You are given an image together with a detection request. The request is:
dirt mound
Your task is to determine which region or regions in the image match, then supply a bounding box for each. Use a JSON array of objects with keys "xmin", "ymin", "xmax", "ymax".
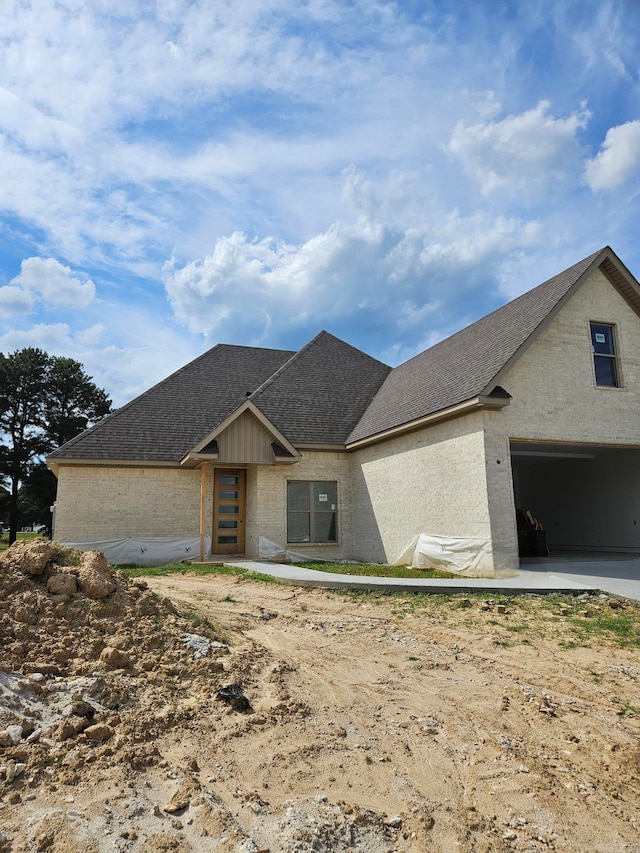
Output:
[
  {"xmin": 0, "ymin": 542, "xmax": 237, "ymax": 852},
  {"xmin": 0, "ymin": 540, "xmax": 181, "ymax": 678}
]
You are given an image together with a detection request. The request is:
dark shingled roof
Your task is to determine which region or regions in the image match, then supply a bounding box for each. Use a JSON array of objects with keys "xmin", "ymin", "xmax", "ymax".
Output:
[
  {"xmin": 50, "ymin": 246, "xmax": 637, "ymax": 463},
  {"xmin": 347, "ymin": 247, "xmax": 608, "ymax": 444},
  {"xmin": 249, "ymin": 331, "xmax": 391, "ymax": 444},
  {"xmin": 49, "ymin": 344, "xmax": 294, "ymax": 462}
]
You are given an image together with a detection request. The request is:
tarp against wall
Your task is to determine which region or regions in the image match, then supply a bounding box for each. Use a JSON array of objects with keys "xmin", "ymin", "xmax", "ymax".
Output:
[
  {"xmin": 61, "ymin": 537, "xmax": 211, "ymax": 567},
  {"xmin": 258, "ymin": 536, "xmax": 320, "ymax": 564},
  {"xmin": 393, "ymin": 533, "xmax": 493, "ymax": 577}
]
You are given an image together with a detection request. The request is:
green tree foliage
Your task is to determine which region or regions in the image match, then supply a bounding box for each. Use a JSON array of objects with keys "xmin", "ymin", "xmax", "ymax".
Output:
[
  {"xmin": 0, "ymin": 349, "xmax": 112, "ymax": 543},
  {"xmin": 18, "ymin": 462, "xmax": 58, "ymax": 530},
  {"xmin": 45, "ymin": 356, "xmax": 111, "ymax": 447}
]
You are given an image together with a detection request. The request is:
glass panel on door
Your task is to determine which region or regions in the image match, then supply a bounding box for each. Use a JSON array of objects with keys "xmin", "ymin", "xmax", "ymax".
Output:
[{"xmin": 213, "ymin": 469, "xmax": 246, "ymax": 554}]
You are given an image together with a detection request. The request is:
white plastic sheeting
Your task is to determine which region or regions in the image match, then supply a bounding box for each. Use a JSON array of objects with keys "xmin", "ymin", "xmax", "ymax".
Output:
[
  {"xmin": 61, "ymin": 537, "xmax": 211, "ymax": 567},
  {"xmin": 259, "ymin": 536, "xmax": 318, "ymax": 564},
  {"xmin": 393, "ymin": 533, "xmax": 493, "ymax": 577}
]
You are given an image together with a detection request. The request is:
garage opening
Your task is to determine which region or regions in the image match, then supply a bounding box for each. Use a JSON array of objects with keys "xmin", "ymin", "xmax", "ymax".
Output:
[{"xmin": 510, "ymin": 441, "xmax": 640, "ymax": 557}]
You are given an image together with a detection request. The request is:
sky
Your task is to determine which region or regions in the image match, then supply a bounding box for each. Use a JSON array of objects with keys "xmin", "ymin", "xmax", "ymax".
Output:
[{"xmin": 1, "ymin": 0, "xmax": 640, "ymax": 408}]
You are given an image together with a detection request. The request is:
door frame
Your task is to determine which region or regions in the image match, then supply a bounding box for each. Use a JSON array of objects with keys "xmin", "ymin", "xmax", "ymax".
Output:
[{"xmin": 212, "ymin": 468, "xmax": 246, "ymax": 555}]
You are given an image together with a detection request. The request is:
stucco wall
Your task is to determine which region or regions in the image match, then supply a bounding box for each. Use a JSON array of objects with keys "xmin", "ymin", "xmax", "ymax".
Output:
[
  {"xmin": 54, "ymin": 465, "xmax": 201, "ymax": 541},
  {"xmin": 350, "ymin": 412, "xmax": 497, "ymax": 569}
]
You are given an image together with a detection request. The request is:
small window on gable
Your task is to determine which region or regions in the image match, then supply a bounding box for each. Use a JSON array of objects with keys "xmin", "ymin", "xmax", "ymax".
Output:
[{"xmin": 590, "ymin": 322, "xmax": 619, "ymax": 388}]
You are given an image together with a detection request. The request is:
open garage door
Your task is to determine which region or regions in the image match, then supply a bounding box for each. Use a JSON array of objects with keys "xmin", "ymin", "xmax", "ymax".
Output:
[{"xmin": 510, "ymin": 441, "xmax": 640, "ymax": 556}]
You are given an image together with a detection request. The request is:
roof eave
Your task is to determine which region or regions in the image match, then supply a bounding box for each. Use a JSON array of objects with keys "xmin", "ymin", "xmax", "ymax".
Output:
[
  {"xmin": 346, "ymin": 394, "xmax": 511, "ymax": 450},
  {"xmin": 180, "ymin": 451, "xmax": 220, "ymax": 468},
  {"xmin": 46, "ymin": 457, "xmax": 181, "ymax": 473}
]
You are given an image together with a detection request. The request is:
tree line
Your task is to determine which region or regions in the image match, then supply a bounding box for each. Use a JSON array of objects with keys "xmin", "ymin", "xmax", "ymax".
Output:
[{"xmin": 0, "ymin": 348, "xmax": 111, "ymax": 544}]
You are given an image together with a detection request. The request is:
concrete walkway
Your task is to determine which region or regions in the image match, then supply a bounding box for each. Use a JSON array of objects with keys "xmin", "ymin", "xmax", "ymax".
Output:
[{"xmin": 227, "ymin": 554, "xmax": 640, "ymax": 602}]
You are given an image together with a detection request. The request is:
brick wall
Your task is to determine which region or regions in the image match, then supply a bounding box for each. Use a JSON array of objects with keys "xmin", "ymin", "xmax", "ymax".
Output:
[
  {"xmin": 251, "ymin": 451, "xmax": 353, "ymax": 560},
  {"xmin": 485, "ymin": 267, "xmax": 640, "ymax": 561},
  {"xmin": 54, "ymin": 465, "xmax": 201, "ymax": 541},
  {"xmin": 499, "ymin": 269, "xmax": 640, "ymax": 443},
  {"xmin": 350, "ymin": 412, "xmax": 496, "ymax": 570}
]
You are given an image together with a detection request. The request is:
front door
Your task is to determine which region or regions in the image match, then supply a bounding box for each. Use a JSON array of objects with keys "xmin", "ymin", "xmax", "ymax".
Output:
[{"xmin": 213, "ymin": 469, "xmax": 246, "ymax": 554}]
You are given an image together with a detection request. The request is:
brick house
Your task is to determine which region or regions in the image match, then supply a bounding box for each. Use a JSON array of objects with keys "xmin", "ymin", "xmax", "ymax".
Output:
[{"xmin": 48, "ymin": 246, "xmax": 640, "ymax": 574}]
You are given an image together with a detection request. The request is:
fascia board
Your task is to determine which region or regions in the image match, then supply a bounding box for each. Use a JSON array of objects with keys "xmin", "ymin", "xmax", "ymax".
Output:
[{"xmin": 346, "ymin": 396, "xmax": 508, "ymax": 450}]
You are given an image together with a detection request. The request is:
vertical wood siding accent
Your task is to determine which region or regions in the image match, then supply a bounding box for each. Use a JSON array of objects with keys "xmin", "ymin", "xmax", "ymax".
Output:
[{"xmin": 218, "ymin": 410, "xmax": 274, "ymax": 463}]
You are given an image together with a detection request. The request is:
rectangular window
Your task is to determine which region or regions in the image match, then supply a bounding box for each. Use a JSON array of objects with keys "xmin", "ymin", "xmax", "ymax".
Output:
[
  {"xmin": 287, "ymin": 481, "xmax": 337, "ymax": 544},
  {"xmin": 590, "ymin": 322, "xmax": 619, "ymax": 387}
]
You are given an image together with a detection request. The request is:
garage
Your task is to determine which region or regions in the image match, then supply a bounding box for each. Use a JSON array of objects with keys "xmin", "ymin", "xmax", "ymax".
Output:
[{"xmin": 510, "ymin": 440, "xmax": 640, "ymax": 556}]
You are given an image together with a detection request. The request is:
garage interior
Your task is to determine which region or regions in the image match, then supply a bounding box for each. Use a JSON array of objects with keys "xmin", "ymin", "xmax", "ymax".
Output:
[{"xmin": 510, "ymin": 440, "xmax": 640, "ymax": 557}]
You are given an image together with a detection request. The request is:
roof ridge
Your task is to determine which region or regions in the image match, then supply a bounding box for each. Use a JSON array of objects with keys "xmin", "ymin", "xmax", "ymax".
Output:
[
  {"xmin": 250, "ymin": 331, "xmax": 390, "ymax": 404},
  {"xmin": 249, "ymin": 331, "xmax": 330, "ymax": 401}
]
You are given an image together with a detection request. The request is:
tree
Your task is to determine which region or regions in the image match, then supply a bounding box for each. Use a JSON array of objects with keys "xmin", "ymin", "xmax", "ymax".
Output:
[
  {"xmin": 18, "ymin": 462, "xmax": 58, "ymax": 532},
  {"xmin": 0, "ymin": 349, "xmax": 112, "ymax": 544},
  {"xmin": 44, "ymin": 356, "xmax": 112, "ymax": 448}
]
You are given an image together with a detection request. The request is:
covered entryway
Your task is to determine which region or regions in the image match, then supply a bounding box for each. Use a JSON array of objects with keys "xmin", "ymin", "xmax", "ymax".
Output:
[
  {"xmin": 510, "ymin": 440, "xmax": 640, "ymax": 556},
  {"xmin": 212, "ymin": 469, "xmax": 246, "ymax": 554}
]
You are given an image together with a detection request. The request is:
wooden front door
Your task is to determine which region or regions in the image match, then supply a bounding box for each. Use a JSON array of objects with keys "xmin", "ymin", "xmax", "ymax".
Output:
[{"xmin": 213, "ymin": 469, "xmax": 246, "ymax": 554}]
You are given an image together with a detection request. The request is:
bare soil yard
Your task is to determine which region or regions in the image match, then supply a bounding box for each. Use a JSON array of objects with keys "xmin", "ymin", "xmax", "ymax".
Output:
[{"xmin": 1, "ymin": 542, "xmax": 640, "ymax": 852}]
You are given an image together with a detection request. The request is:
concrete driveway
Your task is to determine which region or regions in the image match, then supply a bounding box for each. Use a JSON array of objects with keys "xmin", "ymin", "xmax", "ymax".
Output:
[{"xmin": 519, "ymin": 552, "xmax": 640, "ymax": 601}]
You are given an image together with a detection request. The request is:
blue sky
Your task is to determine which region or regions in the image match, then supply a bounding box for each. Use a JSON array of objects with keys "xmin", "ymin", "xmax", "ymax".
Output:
[{"xmin": 1, "ymin": 0, "xmax": 640, "ymax": 407}]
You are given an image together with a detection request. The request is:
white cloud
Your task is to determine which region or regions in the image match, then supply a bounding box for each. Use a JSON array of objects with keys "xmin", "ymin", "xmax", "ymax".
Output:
[
  {"xmin": 584, "ymin": 120, "xmax": 640, "ymax": 191},
  {"xmin": 0, "ymin": 322, "xmax": 77, "ymax": 353},
  {"xmin": 0, "ymin": 285, "xmax": 33, "ymax": 314},
  {"xmin": 76, "ymin": 324, "xmax": 107, "ymax": 346},
  {"xmin": 9, "ymin": 257, "xmax": 95, "ymax": 309},
  {"xmin": 164, "ymin": 170, "xmax": 546, "ymax": 353},
  {"xmin": 0, "ymin": 314, "xmax": 203, "ymax": 409},
  {"xmin": 448, "ymin": 101, "xmax": 590, "ymax": 196}
]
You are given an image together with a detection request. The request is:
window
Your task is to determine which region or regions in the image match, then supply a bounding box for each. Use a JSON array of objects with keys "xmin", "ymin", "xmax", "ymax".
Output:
[
  {"xmin": 287, "ymin": 481, "xmax": 337, "ymax": 543},
  {"xmin": 590, "ymin": 322, "xmax": 619, "ymax": 388}
]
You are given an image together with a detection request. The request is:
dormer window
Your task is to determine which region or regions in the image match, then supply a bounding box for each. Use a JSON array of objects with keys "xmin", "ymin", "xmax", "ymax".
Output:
[{"xmin": 590, "ymin": 322, "xmax": 619, "ymax": 388}]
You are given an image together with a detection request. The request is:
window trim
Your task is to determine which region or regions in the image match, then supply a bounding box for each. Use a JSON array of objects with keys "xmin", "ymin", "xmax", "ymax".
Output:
[
  {"xmin": 286, "ymin": 480, "xmax": 338, "ymax": 545},
  {"xmin": 589, "ymin": 321, "xmax": 620, "ymax": 389}
]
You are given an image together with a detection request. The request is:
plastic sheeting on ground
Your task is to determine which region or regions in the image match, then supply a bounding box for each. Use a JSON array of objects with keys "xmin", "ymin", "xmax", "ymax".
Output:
[
  {"xmin": 393, "ymin": 533, "xmax": 493, "ymax": 577},
  {"xmin": 61, "ymin": 537, "xmax": 211, "ymax": 567},
  {"xmin": 258, "ymin": 536, "xmax": 320, "ymax": 564}
]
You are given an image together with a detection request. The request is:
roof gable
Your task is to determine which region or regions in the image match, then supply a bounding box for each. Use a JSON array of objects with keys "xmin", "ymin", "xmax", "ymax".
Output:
[
  {"xmin": 348, "ymin": 246, "xmax": 640, "ymax": 445},
  {"xmin": 183, "ymin": 400, "xmax": 301, "ymax": 465}
]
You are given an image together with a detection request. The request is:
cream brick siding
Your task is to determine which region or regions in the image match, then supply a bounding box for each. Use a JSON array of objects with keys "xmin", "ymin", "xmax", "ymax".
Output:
[
  {"xmin": 251, "ymin": 451, "xmax": 352, "ymax": 560},
  {"xmin": 54, "ymin": 465, "xmax": 201, "ymax": 541},
  {"xmin": 348, "ymin": 268, "xmax": 640, "ymax": 571},
  {"xmin": 350, "ymin": 413, "xmax": 497, "ymax": 571},
  {"xmin": 481, "ymin": 414, "xmax": 519, "ymax": 571},
  {"xmin": 54, "ymin": 455, "xmax": 352, "ymax": 560},
  {"xmin": 498, "ymin": 269, "xmax": 640, "ymax": 443}
]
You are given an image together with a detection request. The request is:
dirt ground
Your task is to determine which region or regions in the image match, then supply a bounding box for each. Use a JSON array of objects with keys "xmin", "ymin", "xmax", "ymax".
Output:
[{"xmin": 1, "ymin": 544, "xmax": 640, "ymax": 852}]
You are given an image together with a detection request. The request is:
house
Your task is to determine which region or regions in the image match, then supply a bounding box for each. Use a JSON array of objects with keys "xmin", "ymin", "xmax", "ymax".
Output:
[{"xmin": 48, "ymin": 246, "xmax": 640, "ymax": 574}]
